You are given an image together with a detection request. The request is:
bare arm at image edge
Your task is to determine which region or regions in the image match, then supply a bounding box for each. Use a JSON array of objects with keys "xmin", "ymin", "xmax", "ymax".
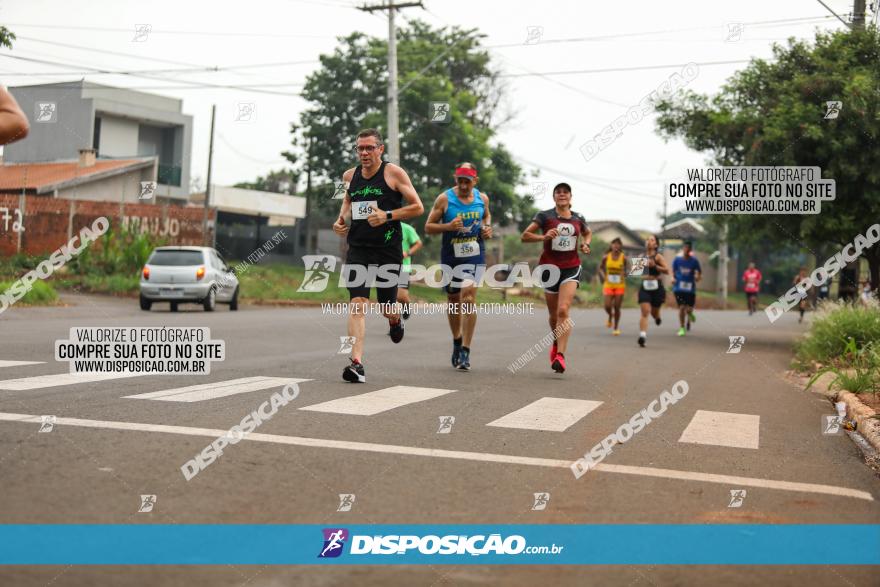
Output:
[{"xmin": 0, "ymin": 87, "xmax": 29, "ymax": 145}]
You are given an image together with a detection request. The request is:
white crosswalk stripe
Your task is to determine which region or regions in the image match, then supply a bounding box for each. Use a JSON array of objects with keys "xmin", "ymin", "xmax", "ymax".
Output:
[
  {"xmin": 0, "ymin": 361, "xmax": 767, "ymax": 454},
  {"xmin": 0, "ymin": 372, "xmax": 147, "ymax": 390},
  {"xmin": 299, "ymin": 385, "xmax": 457, "ymax": 416},
  {"xmin": 678, "ymin": 410, "xmax": 760, "ymax": 449},
  {"xmin": 0, "ymin": 360, "xmax": 45, "ymax": 368},
  {"xmin": 487, "ymin": 397, "xmax": 603, "ymax": 431},
  {"xmin": 123, "ymin": 376, "xmax": 311, "ymax": 403}
]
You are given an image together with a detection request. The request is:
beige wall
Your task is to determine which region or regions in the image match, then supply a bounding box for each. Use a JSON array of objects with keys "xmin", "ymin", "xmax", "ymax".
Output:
[
  {"xmin": 56, "ymin": 166, "xmax": 157, "ymax": 203},
  {"xmin": 98, "ymin": 115, "xmax": 139, "ymax": 156}
]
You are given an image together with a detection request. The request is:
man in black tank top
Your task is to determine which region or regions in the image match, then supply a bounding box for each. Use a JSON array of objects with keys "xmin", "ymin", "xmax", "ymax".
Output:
[{"xmin": 331, "ymin": 129, "xmax": 424, "ymax": 383}]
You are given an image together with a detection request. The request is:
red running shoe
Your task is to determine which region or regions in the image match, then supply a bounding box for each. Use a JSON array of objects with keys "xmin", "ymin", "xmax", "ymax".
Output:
[{"xmin": 551, "ymin": 352, "xmax": 566, "ymax": 373}]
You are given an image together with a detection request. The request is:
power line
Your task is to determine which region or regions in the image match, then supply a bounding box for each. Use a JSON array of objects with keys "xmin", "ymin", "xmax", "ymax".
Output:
[
  {"xmin": 497, "ymin": 60, "xmax": 751, "ymax": 78},
  {"xmin": 516, "ymin": 155, "xmax": 663, "ymax": 202},
  {"xmin": 484, "ymin": 15, "xmax": 838, "ymax": 49},
  {"xmin": 282, "ymin": 0, "xmax": 359, "ymax": 7},
  {"xmin": 1, "ymin": 53, "xmax": 309, "ymax": 84},
  {"xmin": 2, "ymin": 23, "xmax": 338, "ymax": 39},
  {"xmin": 493, "ymin": 53, "xmax": 629, "ymax": 107},
  {"xmin": 814, "ymin": 0, "xmax": 854, "ymax": 28},
  {"xmin": 217, "ymin": 133, "xmax": 291, "ymax": 166},
  {"xmin": 0, "ymin": 54, "xmax": 304, "ymax": 96},
  {"xmin": 405, "ymin": 8, "xmax": 624, "ymax": 108},
  {"xmin": 4, "ymin": 13, "xmax": 835, "ymax": 87},
  {"xmin": 14, "ymin": 36, "xmax": 317, "ymax": 76},
  {"xmin": 4, "ymin": 13, "xmax": 837, "ymax": 48}
]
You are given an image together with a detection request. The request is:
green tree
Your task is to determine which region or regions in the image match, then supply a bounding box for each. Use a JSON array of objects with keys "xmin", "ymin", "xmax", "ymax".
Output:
[
  {"xmin": 287, "ymin": 20, "xmax": 534, "ymax": 229},
  {"xmin": 655, "ymin": 28, "xmax": 880, "ymax": 288},
  {"xmin": 0, "ymin": 26, "xmax": 15, "ymax": 50}
]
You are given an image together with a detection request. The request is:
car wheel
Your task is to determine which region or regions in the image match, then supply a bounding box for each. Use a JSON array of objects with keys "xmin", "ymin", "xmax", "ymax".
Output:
[
  {"xmin": 170, "ymin": 302, "xmax": 179, "ymax": 312},
  {"xmin": 229, "ymin": 287, "xmax": 239, "ymax": 311},
  {"xmin": 139, "ymin": 295, "xmax": 152, "ymax": 311},
  {"xmin": 203, "ymin": 288, "xmax": 216, "ymax": 312}
]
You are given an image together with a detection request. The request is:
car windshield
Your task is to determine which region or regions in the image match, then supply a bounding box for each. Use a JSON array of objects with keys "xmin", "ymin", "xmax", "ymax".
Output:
[{"xmin": 148, "ymin": 250, "xmax": 204, "ymax": 266}]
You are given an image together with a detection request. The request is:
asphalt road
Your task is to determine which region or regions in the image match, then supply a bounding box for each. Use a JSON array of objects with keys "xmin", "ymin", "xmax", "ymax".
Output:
[{"xmin": 1, "ymin": 293, "xmax": 878, "ymax": 586}]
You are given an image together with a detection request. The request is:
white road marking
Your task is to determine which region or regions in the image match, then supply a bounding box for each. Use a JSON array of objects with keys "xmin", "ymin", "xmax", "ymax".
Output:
[
  {"xmin": 487, "ymin": 397, "xmax": 603, "ymax": 431},
  {"xmin": 123, "ymin": 377, "xmax": 310, "ymax": 402},
  {"xmin": 0, "ymin": 372, "xmax": 146, "ymax": 390},
  {"xmin": 0, "ymin": 411, "xmax": 871, "ymax": 501},
  {"xmin": 299, "ymin": 385, "xmax": 456, "ymax": 416},
  {"xmin": 0, "ymin": 360, "xmax": 45, "ymax": 368},
  {"xmin": 679, "ymin": 410, "xmax": 760, "ymax": 449}
]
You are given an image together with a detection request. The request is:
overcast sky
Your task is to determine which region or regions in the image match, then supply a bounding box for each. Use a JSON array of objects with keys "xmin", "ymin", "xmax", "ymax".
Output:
[{"xmin": 0, "ymin": 0, "xmax": 861, "ymax": 230}]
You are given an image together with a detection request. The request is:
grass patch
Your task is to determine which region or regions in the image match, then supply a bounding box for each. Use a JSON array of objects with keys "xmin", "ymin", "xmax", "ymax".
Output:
[
  {"xmin": 0, "ymin": 279, "xmax": 60, "ymax": 306},
  {"xmin": 795, "ymin": 300, "xmax": 880, "ymax": 368},
  {"xmin": 806, "ymin": 337, "xmax": 880, "ymax": 396},
  {"xmin": 798, "ymin": 300, "xmax": 880, "ymax": 396}
]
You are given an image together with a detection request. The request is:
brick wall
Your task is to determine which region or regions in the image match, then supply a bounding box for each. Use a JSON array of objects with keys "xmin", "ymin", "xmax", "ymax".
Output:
[{"xmin": 0, "ymin": 195, "xmax": 214, "ymax": 256}]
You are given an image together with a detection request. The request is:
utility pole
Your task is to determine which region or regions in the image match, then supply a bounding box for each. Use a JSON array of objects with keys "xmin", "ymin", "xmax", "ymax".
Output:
[
  {"xmin": 718, "ymin": 220, "xmax": 729, "ymax": 308},
  {"xmin": 304, "ymin": 135, "xmax": 313, "ymax": 254},
  {"xmin": 662, "ymin": 185, "xmax": 668, "ymax": 233},
  {"xmin": 358, "ymin": 0, "xmax": 423, "ymax": 165},
  {"xmin": 203, "ymin": 104, "xmax": 216, "ymax": 247},
  {"xmin": 853, "ymin": 0, "xmax": 866, "ymax": 29}
]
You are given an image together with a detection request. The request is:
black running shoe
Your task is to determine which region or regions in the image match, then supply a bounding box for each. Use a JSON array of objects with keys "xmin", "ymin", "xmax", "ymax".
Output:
[
  {"xmin": 638, "ymin": 335, "xmax": 646, "ymax": 347},
  {"xmin": 654, "ymin": 317, "xmax": 662, "ymax": 326},
  {"xmin": 457, "ymin": 348, "xmax": 471, "ymax": 371},
  {"xmin": 551, "ymin": 352, "xmax": 566, "ymax": 373},
  {"xmin": 451, "ymin": 345, "xmax": 461, "ymax": 367},
  {"xmin": 389, "ymin": 319, "xmax": 404, "ymax": 343},
  {"xmin": 342, "ymin": 359, "xmax": 365, "ymax": 383},
  {"xmin": 402, "ymin": 306, "xmax": 410, "ymax": 321}
]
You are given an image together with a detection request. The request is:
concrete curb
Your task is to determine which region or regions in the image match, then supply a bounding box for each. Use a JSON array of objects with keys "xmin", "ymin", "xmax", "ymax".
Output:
[{"xmin": 809, "ymin": 371, "xmax": 880, "ymax": 453}]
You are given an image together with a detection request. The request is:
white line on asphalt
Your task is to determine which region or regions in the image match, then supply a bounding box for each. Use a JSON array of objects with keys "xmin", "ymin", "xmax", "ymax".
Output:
[
  {"xmin": 299, "ymin": 385, "xmax": 456, "ymax": 416},
  {"xmin": 123, "ymin": 377, "xmax": 310, "ymax": 402},
  {"xmin": 0, "ymin": 411, "xmax": 871, "ymax": 501},
  {"xmin": 0, "ymin": 372, "xmax": 147, "ymax": 390},
  {"xmin": 679, "ymin": 410, "xmax": 761, "ymax": 449},
  {"xmin": 0, "ymin": 360, "xmax": 45, "ymax": 368},
  {"xmin": 487, "ymin": 397, "xmax": 603, "ymax": 431}
]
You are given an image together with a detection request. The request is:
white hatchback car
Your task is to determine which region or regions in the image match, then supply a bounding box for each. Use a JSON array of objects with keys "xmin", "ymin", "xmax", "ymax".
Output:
[{"xmin": 139, "ymin": 246, "xmax": 240, "ymax": 312}]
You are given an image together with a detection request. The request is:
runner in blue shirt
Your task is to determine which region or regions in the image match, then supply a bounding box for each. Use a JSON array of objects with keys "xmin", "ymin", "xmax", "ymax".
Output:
[
  {"xmin": 424, "ymin": 162, "xmax": 492, "ymax": 371},
  {"xmin": 672, "ymin": 240, "xmax": 702, "ymax": 336}
]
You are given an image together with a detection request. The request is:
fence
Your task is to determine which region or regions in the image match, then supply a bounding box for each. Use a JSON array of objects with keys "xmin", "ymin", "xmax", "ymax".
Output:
[{"xmin": 0, "ymin": 195, "xmax": 214, "ymax": 257}]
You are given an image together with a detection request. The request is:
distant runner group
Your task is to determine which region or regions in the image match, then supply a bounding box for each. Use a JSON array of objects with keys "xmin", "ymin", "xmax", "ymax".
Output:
[{"xmin": 331, "ymin": 128, "xmax": 768, "ymax": 382}]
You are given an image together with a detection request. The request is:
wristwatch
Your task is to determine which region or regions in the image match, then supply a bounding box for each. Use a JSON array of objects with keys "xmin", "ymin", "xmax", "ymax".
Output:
[{"xmin": 386, "ymin": 211, "xmax": 393, "ymax": 221}]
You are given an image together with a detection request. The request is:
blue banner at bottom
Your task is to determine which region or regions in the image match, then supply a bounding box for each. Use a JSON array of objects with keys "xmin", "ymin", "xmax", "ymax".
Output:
[{"xmin": 2, "ymin": 525, "xmax": 878, "ymax": 565}]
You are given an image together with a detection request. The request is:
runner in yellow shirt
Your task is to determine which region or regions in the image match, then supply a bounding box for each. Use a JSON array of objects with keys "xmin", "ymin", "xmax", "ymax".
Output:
[{"xmin": 598, "ymin": 238, "xmax": 627, "ymax": 335}]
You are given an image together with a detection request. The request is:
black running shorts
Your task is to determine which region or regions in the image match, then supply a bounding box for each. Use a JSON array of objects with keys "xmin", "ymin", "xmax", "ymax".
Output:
[
  {"xmin": 344, "ymin": 246, "xmax": 403, "ymax": 304},
  {"xmin": 674, "ymin": 291, "xmax": 696, "ymax": 307},
  {"xmin": 638, "ymin": 284, "xmax": 666, "ymax": 307},
  {"xmin": 542, "ymin": 265, "xmax": 582, "ymax": 294}
]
